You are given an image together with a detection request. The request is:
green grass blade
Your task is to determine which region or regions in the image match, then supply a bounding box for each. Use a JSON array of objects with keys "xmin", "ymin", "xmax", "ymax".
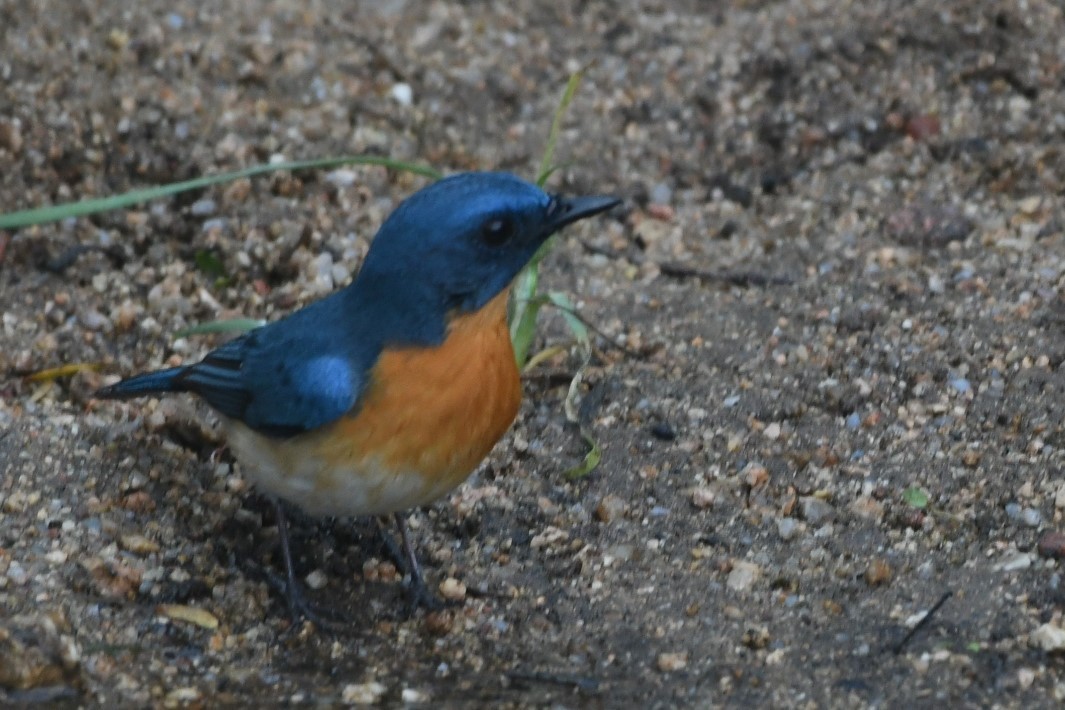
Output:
[
  {"xmin": 510, "ymin": 291, "xmax": 546, "ymax": 366},
  {"xmin": 564, "ymin": 430, "xmax": 602, "ymax": 480},
  {"xmin": 536, "ymin": 161, "xmax": 578, "ymax": 187},
  {"xmin": 0, "ymin": 156, "xmax": 442, "ymax": 230},
  {"xmin": 545, "ymin": 291, "xmax": 589, "ymax": 347},
  {"xmin": 173, "ymin": 318, "xmax": 266, "ymax": 339},
  {"xmin": 510, "ymin": 67, "xmax": 588, "ymax": 364},
  {"xmin": 522, "ymin": 344, "xmax": 570, "ymax": 374},
  {"xmin": 536, "ymin": 67, "xmax": 587, "ymax": 187}
]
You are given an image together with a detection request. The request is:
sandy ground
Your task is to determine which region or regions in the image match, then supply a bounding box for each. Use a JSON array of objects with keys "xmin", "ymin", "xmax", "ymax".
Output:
[{"xmin": 2, "ymin": 0, "xmax": 1065, "ymax": 706}]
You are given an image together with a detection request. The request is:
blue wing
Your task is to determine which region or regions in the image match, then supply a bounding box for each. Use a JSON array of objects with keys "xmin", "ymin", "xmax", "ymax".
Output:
[
  {"xmin": 98, "ymin": 285, "xmax": 404, "ymax": 438},
  {"xmin": 173, "ymin": 320, "xmax": 364, "ymax": 437}
]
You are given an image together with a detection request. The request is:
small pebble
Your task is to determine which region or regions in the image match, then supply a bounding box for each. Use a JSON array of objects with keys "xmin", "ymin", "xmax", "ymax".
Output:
[
  {"xmin": 800, "ymin": 497, "xmax": 834, "ymax": 525},
  {"xmin": 998, "ymin": 552, "xmax": 1032, "ymax": 572},
  {"xmin": 438, "ymin": 577, "xmax": 466, "ymax": 602},
  {"xmin": 595, "ymin": 495, "xmax": 627, "ymax": 522},
  {"xmin": 119, "ymin": 533, "xmax": 160, "ymax": 556},
  {"xmin": 1037, "ymin": 531, "xmax": 1065, "ymax": 560},
  {"xmin": 690, "ymin": 486, "xmax": 715, "ymax": 509},
  {"xmin": 530, "ymin": 527, "xmax": 568, "ymax": 549},
  {"xmin": 1030, "ymin": 623, "xmax": 1065, "ymax": 653},
  {"xmin": 304, "ymin": 569, "xmax": 328, "ymax": 590},
  {"xmin": 949, "ymin": 378, "xmax": 971, "ymax": 394},
  {"xmin": 157, "ymin": 604, "xmax": 219, "ymax": 630},
  {"xmin": 849, "ymin": 496, "xmax": 885, "ymax": 522},
  {"xmin": 424, "ymin": 610, "xmax": 453, "ymax": 636},
  {"xmin": 391, "ymin": 82, "xmax": 413, "ymax": 106},
  {"xmin": 649, "ymin": 422, "xmax": 676, "ymax": 440},
  {"xmin": 776, "ymin": 517, "xmax": 801, "ymax": 541},
  {"xmin": 741, "ymin": 627, "xmax": 770, "ymax": 649},
  {"xmin": 401, "ymin": 688, "xmax": 427, "ymax": 704},
  {"xmin": 326, "ymin": 169, "xmax": 358, "ymax": 187},
  {"xmin": 201, "ymin": 217, "xmax": 227, "ymax": 233},
  {"xmin": 1021, "ymin": 508, "xmax": 1042, "ymax": 527},
  {"xmin": 6, "ymin": 561, "xmax": 28, "ymax": 585},
  {"xmin": 342, "ymin": 681, "xmax": 387, "ymax": 705},
  {"xmin": 190, "ymin": 198, "xmax": 216, "ymax": 216},
  {"xmin": 726, "ymin": 561, "xmax": 761, "ymax": 592},
  {"xmin": 656, "ymin": 651, "xmax": 687, "ymax": 672},
  {"xmin": 650, "ymin": 182, "xmax": 672, "ymax": 205},
  {"xmin": 165, "ymin": 688, "xmax": 202, "ymax": 705},
  {"xmin": 79, "ymin": 309, "xmax": 109, "ymax": 332},
  {"xmin": 864, "ymin": 559, "xmax": 892, "ymax": 586}
]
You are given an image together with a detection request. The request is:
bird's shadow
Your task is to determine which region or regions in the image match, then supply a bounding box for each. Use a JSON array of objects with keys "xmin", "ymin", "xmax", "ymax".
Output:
[{"xmin": 218, "ymin": 496, "xmax": 419, "ymax": 630}]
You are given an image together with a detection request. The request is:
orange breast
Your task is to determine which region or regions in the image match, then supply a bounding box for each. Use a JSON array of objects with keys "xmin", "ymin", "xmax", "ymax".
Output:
[{"xmin": 315, "ymin": 289, "xmax": 522, "ymax": 500}]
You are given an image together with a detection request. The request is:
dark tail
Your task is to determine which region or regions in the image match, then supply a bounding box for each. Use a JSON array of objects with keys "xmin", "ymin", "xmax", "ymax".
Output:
[{"xmin": 95, "ymin": 366, "xmax": 187, "ymax": 399}]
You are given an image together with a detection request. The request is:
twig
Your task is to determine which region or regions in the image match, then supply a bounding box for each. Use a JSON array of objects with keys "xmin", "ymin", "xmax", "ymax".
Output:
[
  {"xmin": 891, "ymin": 591, "xmax": 953, "ymax": 655},
  {"xmin": 579, "ymin": 240, "xmax": 793, "ymax": 288},
  {"xmin": 464, "ymin": 584, "xmax": 512, "ymax": 600},
  {"xmin": 505, "ymin": 670, "xmax": 600, "ymax": 693},
  {"xmin": 538, "ymin": 300, "xmax": 648, "ymax": 359},
  {"xmin": 658, "ymin": 261, "xmax": 794, "ymax": 287},
  {"xmin": 520, "ymin": 368, "xmax": 581, "ymax": 387}
]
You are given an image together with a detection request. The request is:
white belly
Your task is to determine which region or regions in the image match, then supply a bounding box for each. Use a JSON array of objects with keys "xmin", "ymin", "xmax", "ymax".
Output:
[{"xmin": 224, "ymin": 419, "xmax": 456, "ymax": 517}]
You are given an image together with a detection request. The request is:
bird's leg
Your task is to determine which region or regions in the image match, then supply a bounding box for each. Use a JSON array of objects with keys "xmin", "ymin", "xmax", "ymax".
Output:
[
  {"xmin": 269, "ymin": 499, "xmax": 342, "ymax": 628},
  {"xmin": 376, "ymin": 513, "xmax": 446, "ymax": 611},
  {"xmin": 394, "ymin": 512, "xmax": 440, "ymax": 610}
]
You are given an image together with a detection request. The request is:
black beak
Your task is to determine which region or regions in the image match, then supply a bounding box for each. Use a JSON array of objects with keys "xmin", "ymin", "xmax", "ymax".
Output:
[{"xmin": 545, "ymin": 194, "xmax": 622, "ymax": 232}]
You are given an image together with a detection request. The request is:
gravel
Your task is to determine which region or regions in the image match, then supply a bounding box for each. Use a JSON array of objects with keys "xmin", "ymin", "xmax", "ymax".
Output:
[{"xmin": 3, "ymin": 0, "xmax": 1065, "ymax": 706}]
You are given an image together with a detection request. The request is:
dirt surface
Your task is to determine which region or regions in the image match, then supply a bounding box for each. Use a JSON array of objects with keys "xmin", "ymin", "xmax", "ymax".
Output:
[{"xmin": 3, "ymin": 0, "xmax": 1065, "ymax": 706}]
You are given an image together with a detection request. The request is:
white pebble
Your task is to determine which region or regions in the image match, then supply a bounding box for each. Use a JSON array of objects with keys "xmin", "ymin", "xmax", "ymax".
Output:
[
  {"xmin": 776, "ymin": 517, "xmax": 801, "ymax": 541},
  {"xmin": 326, "ymin": 169, "xmax": 358, "ymax": 187},
  {"xmin": 726, "ymin": 561, "xmax": 761, "ymax": 592},
  {"xmin": 1031, "ymin": 623, "xmax": 1065, "ymax": 652},
  {"xmin": 998, "ymin": 552, "xmax": 1032, "ymax": 572},
  {"xmin": 650, "ymin": 182, "xmax": 672, "ymax": 205},
  {"xmin": 438, "ymin": 577, "xmax": 466, "ymax": 602},
  {"xmin": 391, "ymin": 82, "xmax": 413, "ymax": 106},
  {"xmin": 304, "ymin": 569, "xmax": 328, "ymax": 590},
  {"xmin": 401, "ymin": 688, "xmax": 427, "ymax": 703},
  {"xmin": 342, "ymin": 682, "xmax": 386, "ymax": 705}
]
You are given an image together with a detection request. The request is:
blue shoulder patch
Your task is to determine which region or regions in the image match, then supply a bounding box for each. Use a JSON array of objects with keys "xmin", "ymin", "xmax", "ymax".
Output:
[
  {"xmin": 299, "ymin": 355, "xmax": 356, "ymax": 415},
  {"xmin": 179, "ymin": 293, "xmax": 374, "ymax": 438},
  {"xmin": 240, "ymin": 347, "xmax": 362, "ymax": 437}
]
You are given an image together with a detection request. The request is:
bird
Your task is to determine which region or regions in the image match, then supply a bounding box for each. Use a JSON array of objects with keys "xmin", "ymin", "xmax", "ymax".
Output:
[{"xmin": 96, "ymin": 171, "xmax": 620, "ymax": 620}]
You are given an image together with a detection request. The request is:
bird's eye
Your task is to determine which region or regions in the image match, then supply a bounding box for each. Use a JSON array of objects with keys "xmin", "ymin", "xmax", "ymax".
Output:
[{"xmin": 480, "ymin": 216, "xmax": 516, "ymax": 246}]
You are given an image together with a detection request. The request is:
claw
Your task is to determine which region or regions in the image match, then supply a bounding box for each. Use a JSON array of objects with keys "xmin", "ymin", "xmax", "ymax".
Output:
[{"xmin": 377, "ymin": 513, "xmax": 459, "ymax": 613}]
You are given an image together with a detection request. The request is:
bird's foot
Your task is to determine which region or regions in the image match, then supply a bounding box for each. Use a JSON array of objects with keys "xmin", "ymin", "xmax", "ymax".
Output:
[
  {"xmin": 377, "ymin": 513, "xmax": 460, "ymax": 614},
  {"xmin": 260, "ymin": 566, "xmax": 348, "ymax": 631},
  {"xmin": 267, "ymin": 498, "xmax": 350, "ymax": 630}
]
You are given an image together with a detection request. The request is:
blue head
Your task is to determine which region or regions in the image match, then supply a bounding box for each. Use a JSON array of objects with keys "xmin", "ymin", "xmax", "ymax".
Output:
[{"xmin": 353, "ymin": 172, "xmax": 619, "ymax": 320}]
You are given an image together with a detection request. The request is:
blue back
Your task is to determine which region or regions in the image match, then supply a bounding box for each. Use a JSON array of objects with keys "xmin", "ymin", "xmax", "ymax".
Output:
[{"xmin": 173, "ymin": 172, "xmax": 558, "ymax": 436}]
